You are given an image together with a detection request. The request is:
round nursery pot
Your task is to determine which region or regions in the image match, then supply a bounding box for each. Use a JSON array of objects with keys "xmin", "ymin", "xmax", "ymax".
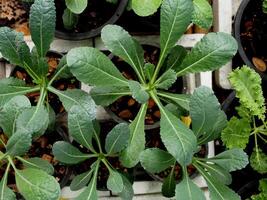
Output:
[
  {"xmin": 55, "ymin": 0, "xmax": 128, "ymax": 40},
  {"xmin": 0, "ymin": 0, "xmax": 30, "ymax": 36},
  {"xmin": 145, "ymin": 128, "xmax": 208, "ymax": 183},
  {"xmin": 0, "ymin": 127, "xmax": 72, "ymax": 199},
  {"xmin": 71, "ymin": 120, "xmax": 134, "ymax": 191},
  {"xmin": 234, "ymin": 0, "xmax": 267, "ymax": 80},
  {"xmin": 237, "ymin": 180, "xmax": 259, "ymax": 199},
  {"xmin": 10, "ymin": 50, "xmax": 80, "ymax": 114},
  {"xmin": 105, "ymin": 44, "xmax": 186, "ymax": 130}
]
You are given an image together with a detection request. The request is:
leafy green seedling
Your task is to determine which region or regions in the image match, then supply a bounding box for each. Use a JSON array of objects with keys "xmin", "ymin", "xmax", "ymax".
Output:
[
  {"xmin": 66, "ymin": 0, "xmax": 238, "ymax": 168},
  {"xmin": 0, "ymin": 95, "xmax": 60, "ymax": 200},
  {"xmin": 140, "ymin": 86, "xmax": 249, "ymax": 200},
  {"xmin": 0, "ymin": 0, "xmax": 97, "ymax": 136},
  {"xmin": 222, "ymin": 66, "xmax": 267, "ymax": 174},
  {"xmin": 128, "ymin": 0, "xmax": 213, "ymax": 29},
  {"xmin": 62, "ymin": 0, "xmax": 118, "ymax": 30},
  {"xmin": 52, "ymin": 105, "xmax": 133, "ymax": 200}
]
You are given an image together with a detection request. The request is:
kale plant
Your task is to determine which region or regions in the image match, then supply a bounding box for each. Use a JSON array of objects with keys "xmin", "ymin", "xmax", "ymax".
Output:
[
  {"xmin": 66, "ymin": 0, "xmax": 238, "ymax": 169},
  {"xmin": 222, "ymin": 66, "xmax": 267, "ymax": 174},
  {"xmin": 140, "ymin": 86, "xmax": 249, "ymax": 199}
]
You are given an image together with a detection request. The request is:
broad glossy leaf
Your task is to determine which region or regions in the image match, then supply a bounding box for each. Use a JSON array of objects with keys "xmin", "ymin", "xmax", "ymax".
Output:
[
  {"xmin": 53, "ymin": 141, "xmax": 92, "ymax": 164},
  {"xmin": 128, "ymin": 80, "xmax": 149, "ymax": 104},
  {"xmin": 132, "ymin": 0, "xmax": 162, "ymax": 16},
  {"xmin": 175, "ymin": 174, "xmax": 205, "ymax": 200},
  {"xmin": 0, "ymin": 27, "xmax": 31, "ymax": 67},
  {"xmin": 207, "ymin": 149, "xmax": 249, "ymax": 172},
  {"xmin": 0, "ymin": 95, "xmax": 31, "ymax": 138},
  {"xmin": 229, "ymin": 66, "xmax": 265, "ymax": 119},
  {"xmin": 221, "ymin": 117, "xmax": 251, "ymax": 149},
  {"xmin": 195, "ymin": 163, "xmax": 241, "ymax": 200},
  {"xmin": 155, "ymin": 69, "xmax": 177, "ymax": 90},
  {"xmin": 176, "ymin": 33, "xmax": 238, "ymax": 77},
  {"xmin": 118, "ymin": 174, "xmax": 134, "ymax": 200},
  {"xmin": 16, "ymin": 168, "xmax": 60, "ymax": 200},
  {"xmin": 140, "ymin": 148, "xmax": 175, "ymax": 173},
  {"xmin": 120, "ymin": 103, "xmax": 147, "ymax": 167},
  {"xmin": 54, "ymin": 89, "xmax": 97, "ymax": 120},
  {"xmin": 21, "ymin": 157, "xmax": 54, "ymax": 175},
  {"xmin": 90, "ymin": 86, "xmax": 130, "ymax": 106},
  {"xmin": 190, "ymin": 86, "xmax": 227, "ymax": 142},
  {"xmin": 250, "ymin": 148, "xmax": 267, "ymax": 174},
  {"xmin": 29, "ymin": 0, "xmax": 56, "ymax": 57},
  {"xmin": 65, "ymin": 0, "xmax": 87, "ymax": 14},
  {"xmin": 16, "ymin": 105, "xmax": 49, "ymax": 138},
  {"xmin": 0, "ymin": 168, "xmax": 16, "ymax": 200},
  {"xmin": 105, "ymin": 123, "xmax": 130, "ymax": 155},
  {"xmin": 70, "ymin": 170, "xmax": 93, "ymax": 191},
  {"xmin": 101, "ymin": 25, "xmax": 145, "ymax": 83},
  {"xmin": 67, "ymin": 47, "xmax": 128, "ymax": 87},
  {"xmin": 160, "ymin": 0, "xmax": 193, "ymax": 64},
  {"xmin": 0, "ymin": 78, "xmax": 36, "ymax": 108},
  {"xmin": 76, "ymin": 175, "xmax": 98, "ymax": 200},
  {"xmin": 107, "ymin": 170, "xmax": 124, "ymax": 193},
  {"xmin": 162, "ymin": 171, "xmax": 176, "ymax": 198},
  {"xmin": 68, "ymin": 105, "xmax": 95, "ymax": 150},
  {"xmin": 192, "ymin": 0, "xmax": 213, "ymax": 29},
  {"xmin": 6, "ymin": 129, "xmax": 32, "ymax": 156},
  {"xmin": 159, "ymin": 106, "xmax": 197, "ymax": 165},
  {"xmin": 144, "ymin": 63, "xmax": 155, "ymax": 81},
  {"xmin": 63, "ymin": 8, "xmax": 79, "ymax": 30},
  {"xmin": 165, "ymin": 45, "xmax": 187, "ymax": 71},
  {"xmin": 158, "ymin": 91, "xmax": 190, "ymax": 111}
]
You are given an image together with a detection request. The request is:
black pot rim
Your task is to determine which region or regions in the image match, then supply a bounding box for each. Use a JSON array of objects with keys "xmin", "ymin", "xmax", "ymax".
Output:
[
  {"xmin": 55, "ymin": 0, "xmax": 128, "ymax": 40},
  {"xmin": 237, "ymin": 180, "xmax": 259, "ymax": 197},
  {"xmin": 234, "ymin": 0, "xmax": 267, "ymax": 80}
]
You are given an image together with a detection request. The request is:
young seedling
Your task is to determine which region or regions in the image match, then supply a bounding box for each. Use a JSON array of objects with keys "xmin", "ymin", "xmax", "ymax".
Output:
[
  {"xmin": 66, "ymin": 0, "xmax": 238, "ymax": 169},
  {"xmin": 0, "ymin": 0, "xmax": 97, "ymax": 135},
  {"xmin": 140, "ymin": 86, "xmax": 249, "ymax": 199},
  {"xmin": 0, "ymin": 95, "xmax": 60, "ymax": 200},
  {"xmin": 222, "ymin": 66, "xmax": 267, "ymax": 174},
  {"xmin": 52, "ymin": 106, "xmax": 133, "ymax": 200}
]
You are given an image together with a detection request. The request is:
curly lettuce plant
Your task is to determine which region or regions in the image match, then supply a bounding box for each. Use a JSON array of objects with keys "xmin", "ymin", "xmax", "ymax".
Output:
[
  {"xmin": 66, "ymin": 0, "xmax": 238, "ymax": 169},
  {"xmin": 222, "ymin": 66, "xmax": 267, "ymax": 174},
  {"xmin": 0, "ymin": 95, "xmax": 60, "ymax": 200},
  {"xmin": 62, "ymin": 0, "xmax": 118, "ymax": 30},
  {"xmin": 140, "ymin": 86, "xmax": 249, "ymax": 199},
  {"xmin": 52, "ymin": 109, "xmax": 133, "ymax": 200},
  {"xmin": 129, "ymin": 0, "xmax": 213, "ymax": 30},
  {"xmin": 0, "ymin": 0, "xmax": 96, "ymax": 134}
]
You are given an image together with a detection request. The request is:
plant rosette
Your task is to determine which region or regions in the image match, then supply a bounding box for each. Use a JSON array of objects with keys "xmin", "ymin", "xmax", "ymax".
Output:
[
  {"xmin": 0, "ymin": 95, "xmax": 63, "ymax": 200},
  {"xmin": 9, "ymin": 50, "xmax": 80, "ymax": 115},
  {"xmin": 138, "ymin": 86, "xmax": 249, "ymax": 199},
  {"xmin": 222, "ymin": 66, "xmax": 267, "ymax": 175},
  {"xmin": 66, "ymin": 0, "xmax": 238, "ymax": 174},
  {"xmin": 106, "ymin": 44, "xmax": 186, "ymax": 130},
  {"xmin": 52, "ymin": 108, "xmax": 134, "ymax": 199},
  {"xmin": 55, "ymin": 0, "xmax": 128, "ymax": 40},
  {"xmin": 0, "ymin": 0, "xmax": 97, "ymax": 136}
]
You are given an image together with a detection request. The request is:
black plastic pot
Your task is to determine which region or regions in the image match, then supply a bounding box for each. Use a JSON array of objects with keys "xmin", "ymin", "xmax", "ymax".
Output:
[
  {"xmin": 55, "ymin": 0, "xmax": 128, "ymax": 40},
  {"xmin": 237, "ymin": 180, "xmax": 259, "ymax": 199},
  {"xmin": 234, "ymin": 0, "xmax": 267, "ymax": 80}
]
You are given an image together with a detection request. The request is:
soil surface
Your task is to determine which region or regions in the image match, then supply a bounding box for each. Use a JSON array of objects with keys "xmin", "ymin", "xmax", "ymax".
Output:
[{"xmin": 55, "ymin": 0, "xmax": 118, "ymax": 33}]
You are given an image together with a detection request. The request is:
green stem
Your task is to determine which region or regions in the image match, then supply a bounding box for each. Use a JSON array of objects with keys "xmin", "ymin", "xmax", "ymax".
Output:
[
  {"xmin": 150, "ymin": 53, "xmax": 165, "ymax": 84},
  {"xmin": 2, "ymin": 162, "xmax": 10, "ymax": 186},
  {"xmin": 7, "ymin": 156, "xmax": 16, "ymax": 171},
  {"xmin": 48, "ymin": 64, "xmax": 67, "ymax": 87},
  {"xmin": 94, "ymin": 135, "xmax": 103, "ymax": 154},
  {"xmin": 36, "ymin": 85, "xmax": 47, "ymax": 110},
  {"xmin": 102, "ymin": 158, "xmax": 114, "ymax": 172},
  {"xmin": 258, "ymin": 133, "xmax": 267, "ymax": 143},
  {"xmin": 0, "ymin": 138, "xmax": 6, "ymax": 149},
  {"xmin": 23, "ymin": 62, "xmax": 40, "ymax": 83}
]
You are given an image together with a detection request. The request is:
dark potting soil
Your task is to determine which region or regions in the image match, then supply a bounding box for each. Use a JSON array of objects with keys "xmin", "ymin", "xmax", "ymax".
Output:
[
  {"xmin": 55, "ymin": 0, "xmax": 118, "ymax": 33},
  {"xmin": 109, "ymin": 45, "xmax": 184, "ymax": 126},
  {"xmin": 145, "ymin": 128, "xmax": 207, "ymax": 182},
  {"xmin": 11, "ymin": 54, "xmax": 80, "ymax": 114},
  {"xmin": 0, "ymin": 129, "xmax": 70, "ymax": 198},
  {"xmin": 71, "ymin": 121, "xmax": 133, "ymax": 190},
  {"xmin": 239, "ymin": 0, "xmax": 267, "ymax": 73}
]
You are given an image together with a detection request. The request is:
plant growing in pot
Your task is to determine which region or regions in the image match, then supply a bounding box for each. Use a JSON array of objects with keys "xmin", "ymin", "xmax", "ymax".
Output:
[
  {"xmin": 66, "ymin": 0, "xmax": 238, "ymax": 169},
  {"xmin": 139, "ymin": 86, "xmax": 249, "ymax": 199},
  {"xmin": 222, "ymin": 66, "xmax": 267, "ymax": 174},
  {"xmin": 0, "ymin": 0, "xmax": 96, "ymax": 126},
  {"xmin": 0, "ymin": 95, "xmax": 61, "ymax": 200},
  {"xmin": 52, "ymin": 106, "xmax": 134, "ymax": 199}
]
